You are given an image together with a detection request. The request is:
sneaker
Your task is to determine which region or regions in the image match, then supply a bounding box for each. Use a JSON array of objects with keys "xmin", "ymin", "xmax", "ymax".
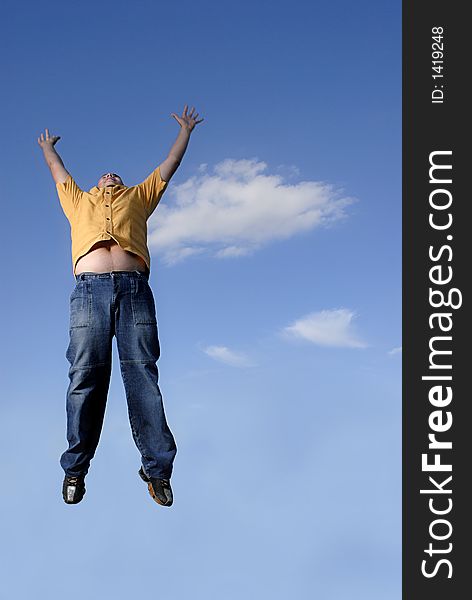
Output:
[
  {"xmin": 138, "ymin": 467, "xmax": 173, "ymax": 506},
  {"xmin": 62, "ymin": 474, "xmax": 86, "ymax": 504}
]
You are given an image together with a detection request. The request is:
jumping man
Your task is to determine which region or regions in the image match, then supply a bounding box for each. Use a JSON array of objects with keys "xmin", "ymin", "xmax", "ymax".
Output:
[{"xmin": 38, "ymin": 105, "xmax": 204, "ymax": 506}]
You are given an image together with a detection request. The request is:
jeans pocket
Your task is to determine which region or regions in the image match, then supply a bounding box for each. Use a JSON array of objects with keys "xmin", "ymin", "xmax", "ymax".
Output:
[
  {"xmin": 69, "ymin": 281, "xmax": 91, "ymax": 328},
  {"xmin": 131, "ymin": 278, "xmax": 157, "ymax": 325}
]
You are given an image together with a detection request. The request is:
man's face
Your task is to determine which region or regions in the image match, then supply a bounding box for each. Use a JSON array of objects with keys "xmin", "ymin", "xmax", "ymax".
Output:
[{"xmin": 97, "ymin": 173, "xmax": 124, "ymax": 188}]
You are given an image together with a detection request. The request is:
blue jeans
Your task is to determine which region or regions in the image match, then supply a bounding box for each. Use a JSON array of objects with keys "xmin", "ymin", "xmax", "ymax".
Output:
[{"xmin": 60, "ymin": 271, "xmax": 177, "ymax": 479}]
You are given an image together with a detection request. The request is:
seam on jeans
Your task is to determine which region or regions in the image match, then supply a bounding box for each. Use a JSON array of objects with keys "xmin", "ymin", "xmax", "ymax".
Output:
[
  {"xmin": 130, "ymin": 278, "xmax": 137, "ymax": 324},
  {"xmin": 68, "ymin": 362, "xmax": 112, "ymax": 370},
  {"xmin": 120, "ymin": 365, "xmax": 146, "ymax": 457},
  {"xmin": 119, "ymin": 359, "xmax": 156, "ymax": 364},
  {"xmin": 128, "ymin": 414, "xmax": 146, "ymax": 456}
]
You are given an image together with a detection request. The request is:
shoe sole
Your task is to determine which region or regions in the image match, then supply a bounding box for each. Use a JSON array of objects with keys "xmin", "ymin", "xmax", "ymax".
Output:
[
  {"xmin": 63, "ymin": 484, "xmax": 85, "ymax": 504},
  {"xmin": 139, "ymin": 468, "xmax": 172, "ymax": 506},
  {"xmin": 64, "ymin": 497, "xmax": 84, "ymax": 504},
  {"xmin": 147, "ymin": 482, "xmax": 170, "ymax": 506}
]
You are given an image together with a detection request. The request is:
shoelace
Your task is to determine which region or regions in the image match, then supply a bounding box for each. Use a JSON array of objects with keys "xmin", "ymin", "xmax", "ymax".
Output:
[{"xmin": 66, "ymin": 476, "xmax": 81, "ymax": 486}]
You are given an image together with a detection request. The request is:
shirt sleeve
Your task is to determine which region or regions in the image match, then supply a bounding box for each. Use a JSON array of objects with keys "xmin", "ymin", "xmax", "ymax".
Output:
[
  {"xmin": 56, "ymin": 175, "xmax": 84, "ymax": 219},
  {"xmin": 135, "ymin": 166, "xmax": 169, "ymax": 217}
]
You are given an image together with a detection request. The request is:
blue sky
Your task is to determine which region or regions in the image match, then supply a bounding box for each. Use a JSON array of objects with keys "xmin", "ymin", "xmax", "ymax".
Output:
[{"xmin": 1, "ymin": 1, "xmax": 400, "ymax": 598}]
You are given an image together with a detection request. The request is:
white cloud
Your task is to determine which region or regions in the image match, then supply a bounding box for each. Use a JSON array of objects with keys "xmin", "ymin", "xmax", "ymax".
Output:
[
  {"xmin": 148, "ymin": 158, "xmax": 354, "ymax": 264},
  {"xmin": 283, "ymin": 309, "xmax": 367, "ymax": 348},
  {"xmin": 275, "ymin": 163, "xmax": 301, "ymax": 178},
  {"xmin": 388, "ymin": 346, "xmax": 402, "ymax": 355},
  {"xmin": 203, "ymin": 345, "xmax": 253, "ymax": 367}
]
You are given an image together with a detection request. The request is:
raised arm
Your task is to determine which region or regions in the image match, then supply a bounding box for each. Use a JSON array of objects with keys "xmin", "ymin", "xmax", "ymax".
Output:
[
  {"xmin": 158, "ymin": 105, "xmax": 204, "ymax": 182},
  {"xmin": 38, "ymin": 129, "xmax": 70, "ymax": 184}
]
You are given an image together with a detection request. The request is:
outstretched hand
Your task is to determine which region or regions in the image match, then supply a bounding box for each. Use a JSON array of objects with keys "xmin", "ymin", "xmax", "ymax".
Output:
[
  {"xmin": 171, "ymin": 105, "xmax": 204, "ymax": 132},
  {"xmin": 38, "ymin": 128, "xmax": 61, "ymax": 148}
]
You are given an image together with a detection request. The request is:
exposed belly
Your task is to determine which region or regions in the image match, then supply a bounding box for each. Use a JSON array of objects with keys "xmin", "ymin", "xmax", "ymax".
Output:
[{"xmin": 75, "ymin": 240, "xmax": 147, "ymax": 275}]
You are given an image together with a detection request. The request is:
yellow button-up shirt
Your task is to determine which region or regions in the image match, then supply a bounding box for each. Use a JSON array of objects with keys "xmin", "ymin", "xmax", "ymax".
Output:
[{"xmin": 56, "ymin": 167, "xmax": 168, "ymax": 276}]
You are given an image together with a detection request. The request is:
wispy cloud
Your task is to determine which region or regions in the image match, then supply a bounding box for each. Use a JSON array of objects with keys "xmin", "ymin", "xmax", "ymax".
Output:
[
  {"xmin": 282, "ymin": 309, "xmax": 367, "ymax": 348},
  {"xmin": 203, "ymin": 345, "xmax": 253, "ymax": 367},
  {"xmin": 148, "ymin": 158, "xmax": 355, "ymax": 264},
  {"xmin": 388, "ymin": 346, "xmax": 402, "ymax": 355}
]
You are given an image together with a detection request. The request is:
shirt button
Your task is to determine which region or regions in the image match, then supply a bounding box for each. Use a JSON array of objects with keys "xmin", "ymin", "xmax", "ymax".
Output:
[
  {"xmin": 106, "ymin": 217, "xmax": 110, "ymax": 220},
  {"xmin": 105, "ymin": 204, "xmax": 110, "ymax": 207}
]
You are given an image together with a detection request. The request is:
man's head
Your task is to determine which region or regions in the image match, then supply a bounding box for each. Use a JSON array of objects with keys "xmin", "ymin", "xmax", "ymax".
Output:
[{"xmin": 97, "ymin": 172, "xmax": 124, "ymax": 188}]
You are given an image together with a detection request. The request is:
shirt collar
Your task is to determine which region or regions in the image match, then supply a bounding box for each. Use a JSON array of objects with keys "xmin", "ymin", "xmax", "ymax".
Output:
[{"xmin": 89, "ymin": 184, "xmax": 127, "ymax": 195}]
